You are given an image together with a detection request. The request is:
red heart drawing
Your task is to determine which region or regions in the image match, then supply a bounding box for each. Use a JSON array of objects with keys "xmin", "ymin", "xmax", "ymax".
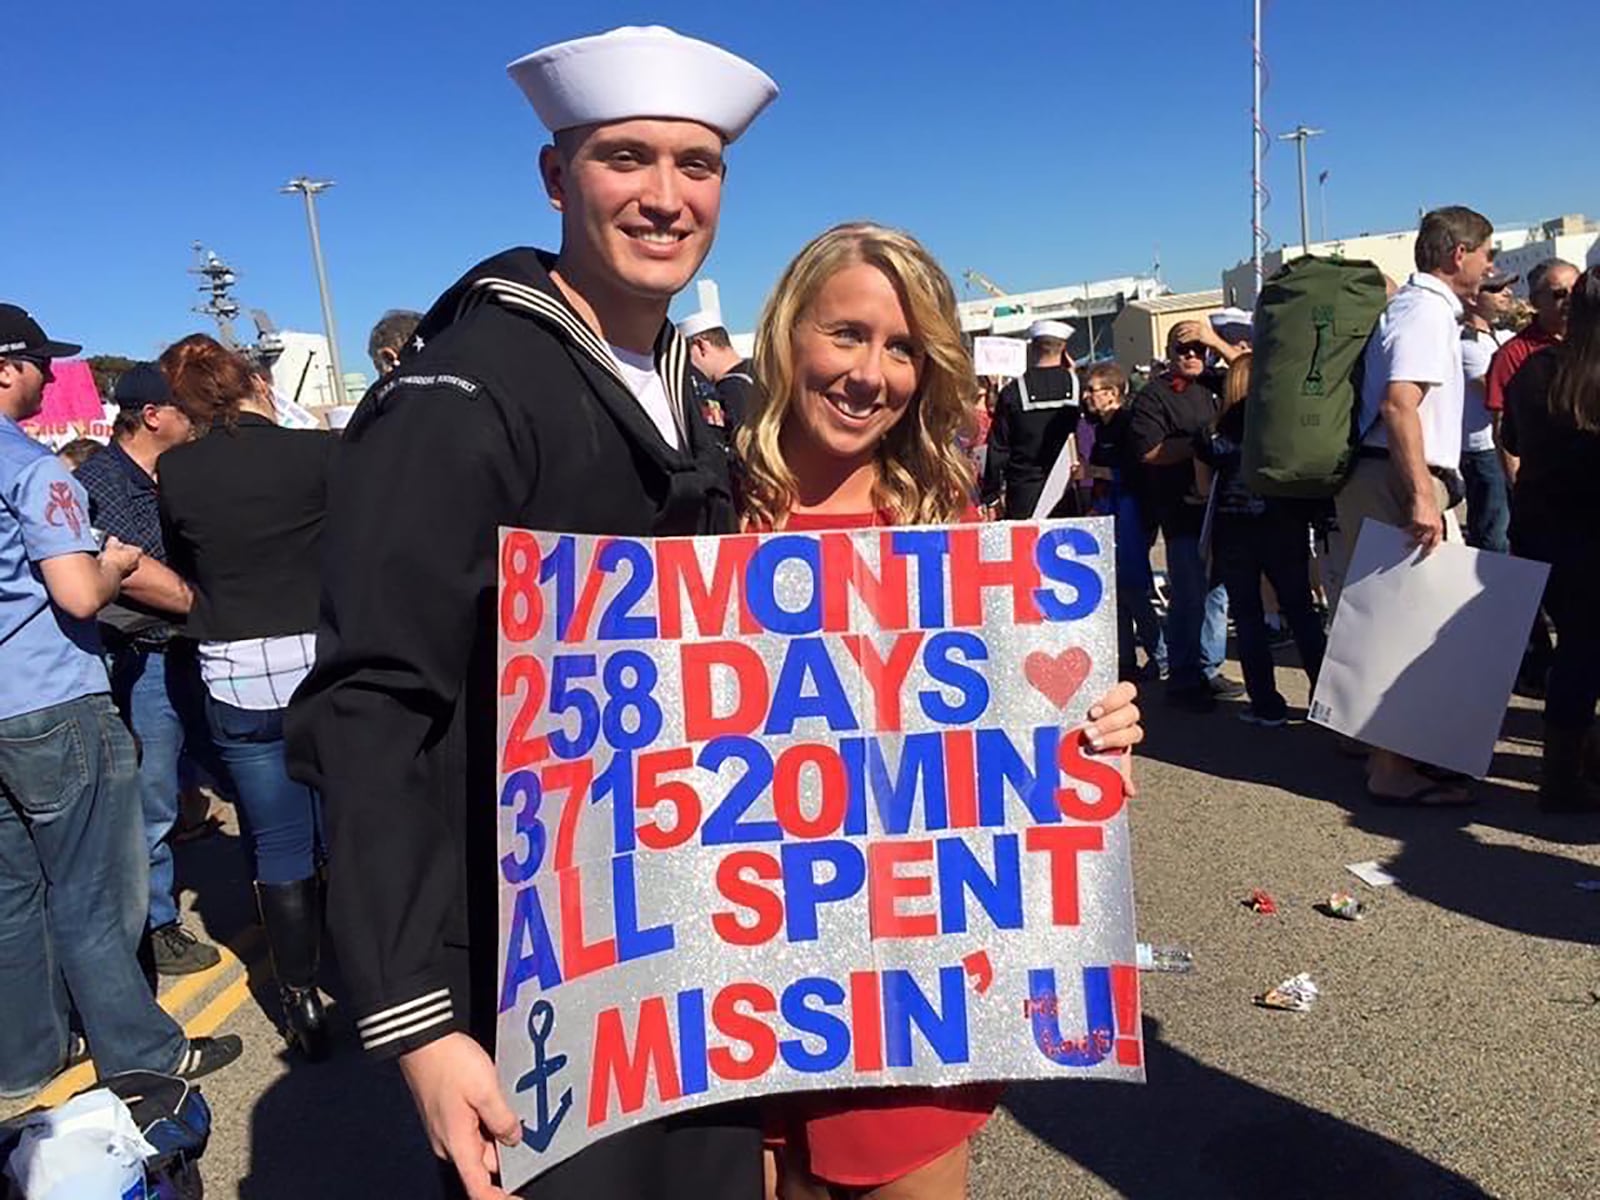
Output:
[{"xmin": 1024, "ymin": 648, "xmax": 1092, "ymax": 710}]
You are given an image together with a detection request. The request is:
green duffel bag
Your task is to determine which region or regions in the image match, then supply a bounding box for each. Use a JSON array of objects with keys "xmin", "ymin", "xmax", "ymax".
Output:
[{"xmin": 1242, "ymin": 255, "xmax": 1389, "ymax": 498}]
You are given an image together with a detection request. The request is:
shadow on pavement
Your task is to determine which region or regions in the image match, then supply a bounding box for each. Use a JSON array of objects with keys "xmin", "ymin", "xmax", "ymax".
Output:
[
  {"xmin": 1138, "ymin": 678, "xmax": 1600, "ymax": 945},
  {"xmin": 1003, "ymin": 1017, "xmax": 1491, "ymax": 1198},
  {"xmin": 237, "ymin": 1044, "xmax": 438, "ymax": 1198}
]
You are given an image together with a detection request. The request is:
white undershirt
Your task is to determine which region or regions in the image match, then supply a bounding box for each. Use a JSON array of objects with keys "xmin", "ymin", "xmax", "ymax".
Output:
[{"xmin": 609, "ymin": 344, "xmax": 680, "ymax": 450}]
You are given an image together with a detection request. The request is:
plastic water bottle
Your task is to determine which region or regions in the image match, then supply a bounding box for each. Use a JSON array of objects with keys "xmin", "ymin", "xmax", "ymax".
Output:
[{"xmin": 1136, "ymin": 942, "xmax": 1194, "ymax": 973}]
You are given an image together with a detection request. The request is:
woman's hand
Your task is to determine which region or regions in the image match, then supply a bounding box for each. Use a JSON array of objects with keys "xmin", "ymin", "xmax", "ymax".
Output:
[{"xmin": 1083, "ymin": 681, "xmax": 1143, "ymax": 797}]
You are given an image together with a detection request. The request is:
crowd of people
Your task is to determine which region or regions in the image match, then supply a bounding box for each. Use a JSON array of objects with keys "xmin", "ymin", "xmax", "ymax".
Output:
[{"xmin": 1, "ymin": 20, "xmax": 1596, "ymax": 1200}]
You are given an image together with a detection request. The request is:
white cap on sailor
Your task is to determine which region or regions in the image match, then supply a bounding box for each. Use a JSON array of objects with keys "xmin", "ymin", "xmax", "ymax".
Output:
[
  {"xmin": 676, "ymin": 310, "xmax": 726, "ymax": 340},
  {"xmin": 507, "ymin": 26, "xmax": 778, "ymax": 143},
  {"xmin": 1028, "ymin": 319, "xmax": 1075, "ymax": 342},
  {"xmin": 1208, "ymin": 306, "xmax": 1254, "ymax": 331}
]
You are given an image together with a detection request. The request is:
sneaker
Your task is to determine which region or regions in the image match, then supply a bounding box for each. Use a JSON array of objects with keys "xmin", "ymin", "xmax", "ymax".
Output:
[
  {"xmin": 151, "ymin": 922, "xmax": 222, "ymax": 976},
  {"xmin": 1238, "ymin": 709, "xmax": 1287, "ymax": 728},
  {"xmin": 1207, "ymin": 674, "xmax": 1246, "ymax": 700},
  {"xmin": 175, "ymin": 1035, "xmax": 244, "ymax": 1082}
]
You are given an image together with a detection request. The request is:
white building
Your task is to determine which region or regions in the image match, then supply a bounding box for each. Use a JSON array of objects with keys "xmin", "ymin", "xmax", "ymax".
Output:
[
  {"xmin": 957, "ymin": 276, "xmax": 1166, "ymax": 363},
  {"xmin": 1490, "ymin": 215, "xmax": 1598, "ymax": 298},
  {"xmin": 1222, "ymin": 224, "xmax": 1534, "ymax": 308}
]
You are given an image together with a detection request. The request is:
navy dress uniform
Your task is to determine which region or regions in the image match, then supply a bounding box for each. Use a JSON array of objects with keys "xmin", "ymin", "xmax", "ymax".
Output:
[
  {"xmin": 981, "ymin": 319, "xmax": 1083, "ymax": 518},
  {"xmin": 284, "ymin": 26, "xmax": 776, "ymax": 1200}
]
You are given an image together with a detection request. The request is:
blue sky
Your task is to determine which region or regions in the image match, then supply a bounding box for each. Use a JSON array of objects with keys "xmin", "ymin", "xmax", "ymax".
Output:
[{"xmin": 14, "ymin": 0, "xmax": 1599, "ymax": 374}]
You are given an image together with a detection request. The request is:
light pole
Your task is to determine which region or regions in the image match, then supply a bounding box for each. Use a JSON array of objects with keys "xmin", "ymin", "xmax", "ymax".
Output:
[
  {"xmin": 1278, "ymin": 125, "xmax": 1324, "ymax": 254},
  {"xmin": 280, "ymin": 177, "xmax": 344, "ymax": 405},
  {"xmin": 1251, "ymin": 0, "xmax": 1264, "ymax": 300}
]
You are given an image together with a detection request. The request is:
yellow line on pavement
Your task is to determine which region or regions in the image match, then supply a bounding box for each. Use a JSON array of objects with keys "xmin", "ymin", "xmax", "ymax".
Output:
[
  {"xmin": 23, "ymin": 927, "xmax": 265, "ymax": 1111},
  {"xmin": 156, "ymin": 926, "xmax": 262, "ymax": 1019},
  {"xmin": 184, "ymin": 969, "xmax": 254, "ymax": 1038}
]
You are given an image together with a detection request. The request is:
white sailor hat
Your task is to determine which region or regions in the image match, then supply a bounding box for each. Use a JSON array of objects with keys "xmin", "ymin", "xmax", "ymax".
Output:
[
  {"xmin": 677, "ymin": 310, "xmax": 726, "ymax": 340},
  {"xmin": 1028, "ymin": 319, "xmax": 1075, "ymax": 342},
  {"xmin": 1208, "ymin": 306, "xmax": 1254, "ymax": 331},
  {"xmin": 508, "ymin": 26, "xmax": 778, "ymax": 143}
]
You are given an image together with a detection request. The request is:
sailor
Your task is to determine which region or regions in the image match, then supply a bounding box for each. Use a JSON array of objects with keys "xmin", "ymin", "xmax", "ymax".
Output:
[
  {"xmin": 1207, "ymin": 305, "xmax": 1254, "ymax": 352},
  {"xmin": 284, "ymin": 25, "xmax": 776, "ymax": 1200},
  {"xmin": 677, "ymin": 308, "xmax": 760, "ymax": 440},
  {"xmin": 981, "ymin": 318, "xmax": 1082, "ymax": 518}
]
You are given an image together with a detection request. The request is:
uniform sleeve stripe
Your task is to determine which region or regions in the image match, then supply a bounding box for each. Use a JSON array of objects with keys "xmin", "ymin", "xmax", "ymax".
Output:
[
  {"xmin": 359, "ymin": 999, "xmax": 454, "ymax": 1047},
  {"xmin": 362, "ymin": 1005, "xmax": 455, "ymax": 1051},
  {"xmin": 357, "ymin": 989, "xmax": 452, "ymax": 1031},
  {"xmin": 360, "ymin": 996, "xmax": 453, "ymax": 1039}
]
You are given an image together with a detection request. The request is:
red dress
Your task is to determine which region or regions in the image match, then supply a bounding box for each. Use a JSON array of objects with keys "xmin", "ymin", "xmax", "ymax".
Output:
[{"xmin": 762, "ymin": 507, "xmax": 1004, "ymax": 1186}]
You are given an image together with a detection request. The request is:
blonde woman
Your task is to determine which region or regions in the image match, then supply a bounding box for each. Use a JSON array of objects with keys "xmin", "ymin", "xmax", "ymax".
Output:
[{"xmin": 740, "ymin": 223, "xmax": 1142, "ymax": 1200}]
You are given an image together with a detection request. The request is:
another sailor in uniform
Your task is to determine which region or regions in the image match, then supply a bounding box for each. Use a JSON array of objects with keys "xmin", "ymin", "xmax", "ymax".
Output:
[
  {"xmin": 980, "ymin": 319, "xmax": 1082, "ymax": 519},
  {"xmin": 284, "ymin": 26, "xmax": 776, "ymax": 1200},
  {"xmin": 678, "ymin": 308, "xmax": 760, "ymax": 438}
]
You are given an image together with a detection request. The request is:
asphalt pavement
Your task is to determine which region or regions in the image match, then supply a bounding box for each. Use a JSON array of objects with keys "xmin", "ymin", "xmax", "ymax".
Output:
[{"xmin": 6, "ymin": 656, "xmax": 1597, "ymax": 1199}]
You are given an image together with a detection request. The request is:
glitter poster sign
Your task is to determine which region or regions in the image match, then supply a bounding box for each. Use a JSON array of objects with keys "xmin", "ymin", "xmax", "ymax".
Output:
[{"xmin": 494, "ymin": 519, "xmax": 1141, "ymax": 1188}]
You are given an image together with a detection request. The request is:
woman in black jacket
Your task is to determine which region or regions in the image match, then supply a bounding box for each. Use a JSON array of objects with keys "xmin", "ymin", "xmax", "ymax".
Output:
[
  {"xmin": 1504, "ymin": 266, "xmax": 1600, "ymax": 811},
  {"xmin": 158, "ymin": 334, "xmax": 337, "ymax": 1058}
]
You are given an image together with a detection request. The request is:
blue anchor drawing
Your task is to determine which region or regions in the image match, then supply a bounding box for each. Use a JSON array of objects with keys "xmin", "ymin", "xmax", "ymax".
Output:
[{"xmin": 514, "ymin": 1000, "xmax": 572, "ymax": 1153}]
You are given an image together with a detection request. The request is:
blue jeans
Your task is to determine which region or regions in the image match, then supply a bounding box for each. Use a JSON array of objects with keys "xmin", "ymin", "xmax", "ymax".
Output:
[
  {"xmin": 0, "ymin": 694, "xmax": 186, "ymax": 1095},
  {"xmin": 109, "ymin": 645, "xmax": 218, "ymax": 930},
  {"xmin": 204, "ymin": 697, "xmax": 322, "ymax": 885},
  {"xmin": 1460, "ymin": 448, "xmax": 1510, "ymax": 553},
  {"xmin": 1164, "ymin": 533, "xmax": 1229, "ymax": 692}
]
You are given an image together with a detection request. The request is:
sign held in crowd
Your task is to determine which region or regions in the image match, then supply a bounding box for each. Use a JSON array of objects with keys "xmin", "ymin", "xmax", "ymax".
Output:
[
  {"xmin": 1311, "ymin": 520, "xmax": 1550, "ymax": 778},
  {"xmin": 971, "ymin": 336, "xmax": 1030, "ymax": 379},
  {"xmin": 492, "ymin": 519, "xmax": 1142, "ymax": 1187}
]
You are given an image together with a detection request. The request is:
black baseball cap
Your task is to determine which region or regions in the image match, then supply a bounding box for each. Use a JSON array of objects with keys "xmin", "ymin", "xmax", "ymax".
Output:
[
  {"xmin": 0, "ymin": 303, "xmax": 82, "ymax": 360},
  {"xmin": 1480, "ymin": 268, "xmax": 1520, "ymax": 292},
  {"xmin": 112, "ymin": 362, "xmax": 173, "ymax": 409}
]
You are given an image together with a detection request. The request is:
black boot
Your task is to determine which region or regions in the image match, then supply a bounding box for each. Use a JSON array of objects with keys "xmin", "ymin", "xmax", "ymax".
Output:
[
  {"xmin": 255, "ymin": 877, "xmax": 331, "ymax": 1062},
  {"xmin": 1539, "ymin": 723, "xmax": 1600, "ymax": 813}
]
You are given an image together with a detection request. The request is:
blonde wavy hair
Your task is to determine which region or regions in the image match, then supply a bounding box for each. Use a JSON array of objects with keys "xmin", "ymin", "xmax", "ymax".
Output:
[{"xmin": 737, "ymin": 222, "xmax": 977, "ymax": 529}]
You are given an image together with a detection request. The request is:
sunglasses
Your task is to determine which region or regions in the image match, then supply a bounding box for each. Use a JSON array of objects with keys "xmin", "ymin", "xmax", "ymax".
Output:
[
  {"xmin": 1539, "ymin": 287, "xmax": 1571, "ymax": 302},
  {"xmin": 1173, "ymin": 343, "xmax": 1209, "ymax": 358},
  {"xmin": 9, "ymin": 355, "xmax": 49, "ymax": 373}
]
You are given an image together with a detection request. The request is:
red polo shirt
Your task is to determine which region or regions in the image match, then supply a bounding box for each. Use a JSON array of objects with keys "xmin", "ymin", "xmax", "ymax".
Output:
[{"xmin": 1484, "ymin": 324, "xmax": 1559, "ymax": 413}]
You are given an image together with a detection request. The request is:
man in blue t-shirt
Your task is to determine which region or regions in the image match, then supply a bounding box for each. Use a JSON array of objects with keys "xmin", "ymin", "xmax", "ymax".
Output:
[{"xmin": 0, "ymin": 304, "xmax": 240, "ymax": 1097}]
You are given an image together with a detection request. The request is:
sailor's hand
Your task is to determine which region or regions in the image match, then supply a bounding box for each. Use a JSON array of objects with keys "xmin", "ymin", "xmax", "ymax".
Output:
[{"xmin": 399, "ymin": 1032, "xmax": 521, "ymax": 1200}]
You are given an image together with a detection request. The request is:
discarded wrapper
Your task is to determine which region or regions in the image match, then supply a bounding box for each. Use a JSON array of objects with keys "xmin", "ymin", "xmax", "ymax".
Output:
[
  {"xmin": 1244, "ymin": 888, "xmax": 1278, "ymax": 914},
  {"xmin": 1346, "ymin": 860, "xmax": 1398, "ymax": 888},
  {"xmin": 1322, "ymin": 891, "xmax": 1363, "ymax": 921},
  {"xmin": 1254, "ymin": 972, "xmax": 1319, "ymax": 1012}
]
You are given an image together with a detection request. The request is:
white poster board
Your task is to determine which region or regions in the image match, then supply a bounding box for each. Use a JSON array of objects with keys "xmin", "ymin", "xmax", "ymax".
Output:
[
  {"xmin": 973, "ymin": 336, "xmax": 1028, "ymax": 378},
  {"xmin": 1309, "ymin": 521, "xmax": 1548, "ymax": 778}
]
